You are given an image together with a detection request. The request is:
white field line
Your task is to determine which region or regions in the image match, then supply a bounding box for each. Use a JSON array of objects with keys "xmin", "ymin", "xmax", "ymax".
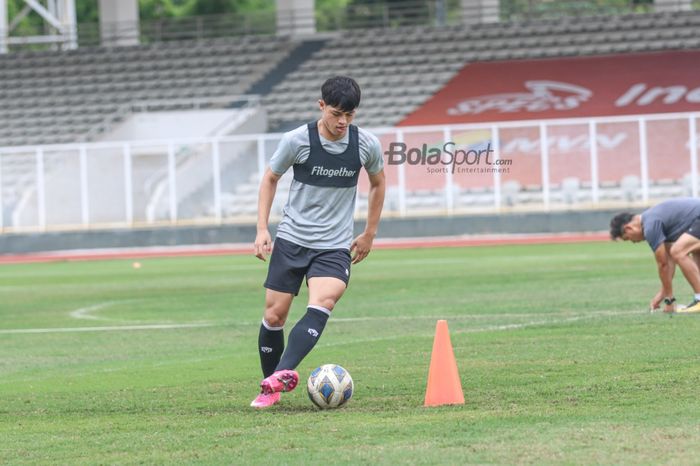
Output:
[
  {"xmin": 332, "ymin": 312, "xmax": 585, "ymax": 323},
  {"xmin": 68, "ymin": 299, "xmax": 150, "ymax": 323},
  {"xmin": 454, "ymin": 309, "xmax": 639, "ymax": 334},
  {"xmin": 317, "ymin": 309, "xmax": 643, "ymax": 348},
  {"xmin": 0, "ymin": 309, "xmax": 648, "ymax": 386},
  {"xmin": 0, "ymin": 323, "xmax": 214, "ymax": 335},
  {"xmin": 69, "ymin": 302, "xmax": 118, "ymax": 321},
  {"xmin": 1, "ymin": 309, "xmax": 642, "ymax": 336}
]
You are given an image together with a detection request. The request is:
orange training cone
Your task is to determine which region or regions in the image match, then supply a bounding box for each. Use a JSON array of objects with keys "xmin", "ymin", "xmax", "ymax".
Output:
[{"xmin": 424, "ymin": 320, "xmax": 465, "ymax": 407}]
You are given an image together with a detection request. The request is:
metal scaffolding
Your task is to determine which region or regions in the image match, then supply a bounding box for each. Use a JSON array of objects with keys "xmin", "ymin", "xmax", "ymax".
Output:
[{"xmin": 0, "ymin": 0, "xmax": 77, "ymax": 53}]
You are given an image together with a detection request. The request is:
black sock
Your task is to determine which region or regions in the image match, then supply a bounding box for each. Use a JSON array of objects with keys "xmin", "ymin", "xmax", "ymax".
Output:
[
  {"xmin": 258, "ymin": 319, "xmax": 285, "ymax": 378},
  {"xmin": 276, "ymin": 306, "xmax": 330, "ymax": 371}
]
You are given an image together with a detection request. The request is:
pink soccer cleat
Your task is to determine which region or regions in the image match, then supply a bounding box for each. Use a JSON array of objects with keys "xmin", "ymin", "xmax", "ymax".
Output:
[
  {"xmin": 250, "ymin": 391, "xmax": 281, "ymax": 408},
  {"xmin": 260, "ymin": 369, "xmax": 299, "ymax": 394}
]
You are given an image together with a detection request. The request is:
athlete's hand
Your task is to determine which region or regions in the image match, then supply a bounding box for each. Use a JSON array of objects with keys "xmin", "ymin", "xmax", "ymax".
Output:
[
  {"xmin": 649, "ymin": 292, "xmax": 663, "ymax": 311},
  {"xmin": 350, "ymin": 232, "xmax": 375, "ymax": 264},
  {"xmin": 254, "ymin": 229, "xmax": 272, "ymax": 261},
  {"xmin": 650, "ymin": 292, "xmax": 675, "ymax": 313}
]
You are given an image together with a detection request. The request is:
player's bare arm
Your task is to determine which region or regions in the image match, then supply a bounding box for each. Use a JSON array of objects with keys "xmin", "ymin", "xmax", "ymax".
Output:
[
  {"xmin": 351, "ymin": 169, "xmax": 385, "ymax": 265},
  {"xmin": 254, "ymin": 168, "xmax": 282, "ymax": 261}
]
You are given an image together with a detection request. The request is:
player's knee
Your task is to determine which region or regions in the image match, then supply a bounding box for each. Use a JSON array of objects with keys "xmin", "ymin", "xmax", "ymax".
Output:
[
  {"xmin": 670, "ymin": 244, "xmax": 687, "ymax": 261},
  {"xmin": 263, "ymin": 313, "xmax": 286, "ymax": 328},
  {"xmin": 264, "ymin": 304, "xmax": 289, "ymax": 327},
  {"xmin": 315, "ymin": 298, "xmax": 337, "ymax": 311}
]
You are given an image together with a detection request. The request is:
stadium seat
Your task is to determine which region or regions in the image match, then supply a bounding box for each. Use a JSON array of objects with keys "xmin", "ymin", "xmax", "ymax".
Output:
[
  {"xmin": 0, "ymin": 36, "xmax": 293, "ymax": 147},
  {"xmin": 4, "ymin": 7, "xmax": 700, "ymax": 145}
]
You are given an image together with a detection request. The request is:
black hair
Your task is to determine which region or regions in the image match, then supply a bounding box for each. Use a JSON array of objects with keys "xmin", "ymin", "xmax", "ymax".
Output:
[
  {"xmin": 610, "ymin": 212, "xmax": 635, "ymax": 240},
  {"xmin": 321, "ymin": 76, "xmax": 361, "ymax": 112}
]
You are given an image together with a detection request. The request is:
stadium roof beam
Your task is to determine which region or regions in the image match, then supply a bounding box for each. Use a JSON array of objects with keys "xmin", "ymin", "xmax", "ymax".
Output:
[
  {"xmin": 0, "ymin": 0, "xmax": 7, "ymax": 53},
  {"xmin": 0, "ymin": 0, "xmax": 76, "ymax": 53},
  {"xmin": 461, "ymin": 0, "xmax": 499, "ymax": 24},
  {"xmin": 277, "ymin": 0, "xmax": 316, "ymax": 37},
  {"xmin": 655, "ymin": 0, "xmax": 692, "ymax": 11},
  {"xmin": 98, "ymin": 0, "xmax": 139, "ymax": 47}
]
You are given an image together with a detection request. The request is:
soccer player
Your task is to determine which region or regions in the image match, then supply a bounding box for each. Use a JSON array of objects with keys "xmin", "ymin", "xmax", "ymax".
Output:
[
  {"xmin": 250, "ymin": 76, "xmax": 385, "ymax": 408},
  {"xmin": 610, "ymin": 197, "xmax": 700, "ymax": 314}
]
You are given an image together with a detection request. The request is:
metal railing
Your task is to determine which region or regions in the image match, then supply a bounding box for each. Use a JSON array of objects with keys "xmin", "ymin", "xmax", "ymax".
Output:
[{"xmin": 1, "ymin": 111, "xmax": 698, "ymax": 233}]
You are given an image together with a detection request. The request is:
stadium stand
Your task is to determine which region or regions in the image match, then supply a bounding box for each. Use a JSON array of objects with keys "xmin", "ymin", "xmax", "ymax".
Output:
[
  {"xmin": 2, "ymin": 9, "xmax": 700, "ymax": 145},
  {"xmin": 0, "ymin": 35, "xmax": 293, "ymax": 147},
  {"xmin": 2, "ymin": 5, "xmax": 700, "ymax": 230},
  {"xmin": 263, "ymin": 9, "xmax": 700, "ymax": 129}
]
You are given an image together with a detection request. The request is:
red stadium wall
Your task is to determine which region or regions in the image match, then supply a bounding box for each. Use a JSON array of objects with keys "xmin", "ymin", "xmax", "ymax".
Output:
[
  {"xmin": 357, "ymin": 51, "xmax": 699, "ymax": 199},
  {"xmin": 398, "ymin": 50, "xmax": 700, "ymax": 125}
]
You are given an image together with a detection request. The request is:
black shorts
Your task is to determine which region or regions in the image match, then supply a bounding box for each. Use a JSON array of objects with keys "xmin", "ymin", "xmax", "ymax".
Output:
[
  {"xmin": 264, "ymin": 237, "xmax": 351, "ymax": 296},
  {"xmin": 688, "ymin": 217, "xmax": 700, "ymax": 240}
]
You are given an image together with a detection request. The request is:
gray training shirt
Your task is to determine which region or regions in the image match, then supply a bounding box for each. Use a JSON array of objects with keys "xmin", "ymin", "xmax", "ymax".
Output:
[
  {"xmin": 269, "ymin": 123, "xmax": 384, "ymax": 250},
  {"xmin": 642, "ymin": 197, "xmax": 700, "ymax": 251}
]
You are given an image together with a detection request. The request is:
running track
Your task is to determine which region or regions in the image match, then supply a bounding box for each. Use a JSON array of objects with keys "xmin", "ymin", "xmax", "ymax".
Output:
[{"xmin": 0, "ymin": 232, "xmax": 609, "ymax": 265}]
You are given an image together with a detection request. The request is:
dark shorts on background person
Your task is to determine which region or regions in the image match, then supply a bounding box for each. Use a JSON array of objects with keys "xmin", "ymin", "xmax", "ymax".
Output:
[
  {"xmin": 264, "ymin": 237, "xmax": 351, "ymax": 295},
  {"xmin": 688, "ymin": 217, "xmax": 700, "ymax": 240}
]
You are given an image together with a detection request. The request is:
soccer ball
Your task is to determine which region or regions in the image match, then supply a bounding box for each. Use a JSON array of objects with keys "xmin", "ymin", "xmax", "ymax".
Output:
[{"xmin": 307, "ymin": 364, "xmax": 353, "ymax": 409}]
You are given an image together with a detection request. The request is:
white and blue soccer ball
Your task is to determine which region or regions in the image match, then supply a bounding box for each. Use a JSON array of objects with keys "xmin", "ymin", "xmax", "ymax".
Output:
[{"xmin": 307, "ymin": 364, "xmax": 354, "ymax": 409}]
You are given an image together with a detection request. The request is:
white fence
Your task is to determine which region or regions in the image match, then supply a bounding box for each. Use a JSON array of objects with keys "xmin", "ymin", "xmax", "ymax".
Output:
[{"xmin": 1, "ymin": 111, "xmax": 699, "ymax": 233}]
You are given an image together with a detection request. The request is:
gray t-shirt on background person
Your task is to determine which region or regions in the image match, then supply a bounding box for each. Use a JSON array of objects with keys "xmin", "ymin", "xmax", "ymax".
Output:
[
  {"xmin": 269, "ymin": 123, "xmax": 384, "ymax": 250},
  {"xmin": 642, "ymin": 197, "xmax": 700, "ymax": 251}
]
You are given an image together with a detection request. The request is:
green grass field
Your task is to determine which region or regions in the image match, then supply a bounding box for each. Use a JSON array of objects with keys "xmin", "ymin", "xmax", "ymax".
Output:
[{"xmin": 2, "ymin": 241, "xmax": 700, "ymax": 465}]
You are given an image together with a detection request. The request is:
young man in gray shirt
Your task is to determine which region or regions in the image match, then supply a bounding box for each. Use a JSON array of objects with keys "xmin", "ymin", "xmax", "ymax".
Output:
[
  {"xmin": 250, "ymin": 76, "xmax": 385, "ymax": 408},
  {"xmin": 610, "ymin": 197, "xmax": 700, "ymax": 314}
]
